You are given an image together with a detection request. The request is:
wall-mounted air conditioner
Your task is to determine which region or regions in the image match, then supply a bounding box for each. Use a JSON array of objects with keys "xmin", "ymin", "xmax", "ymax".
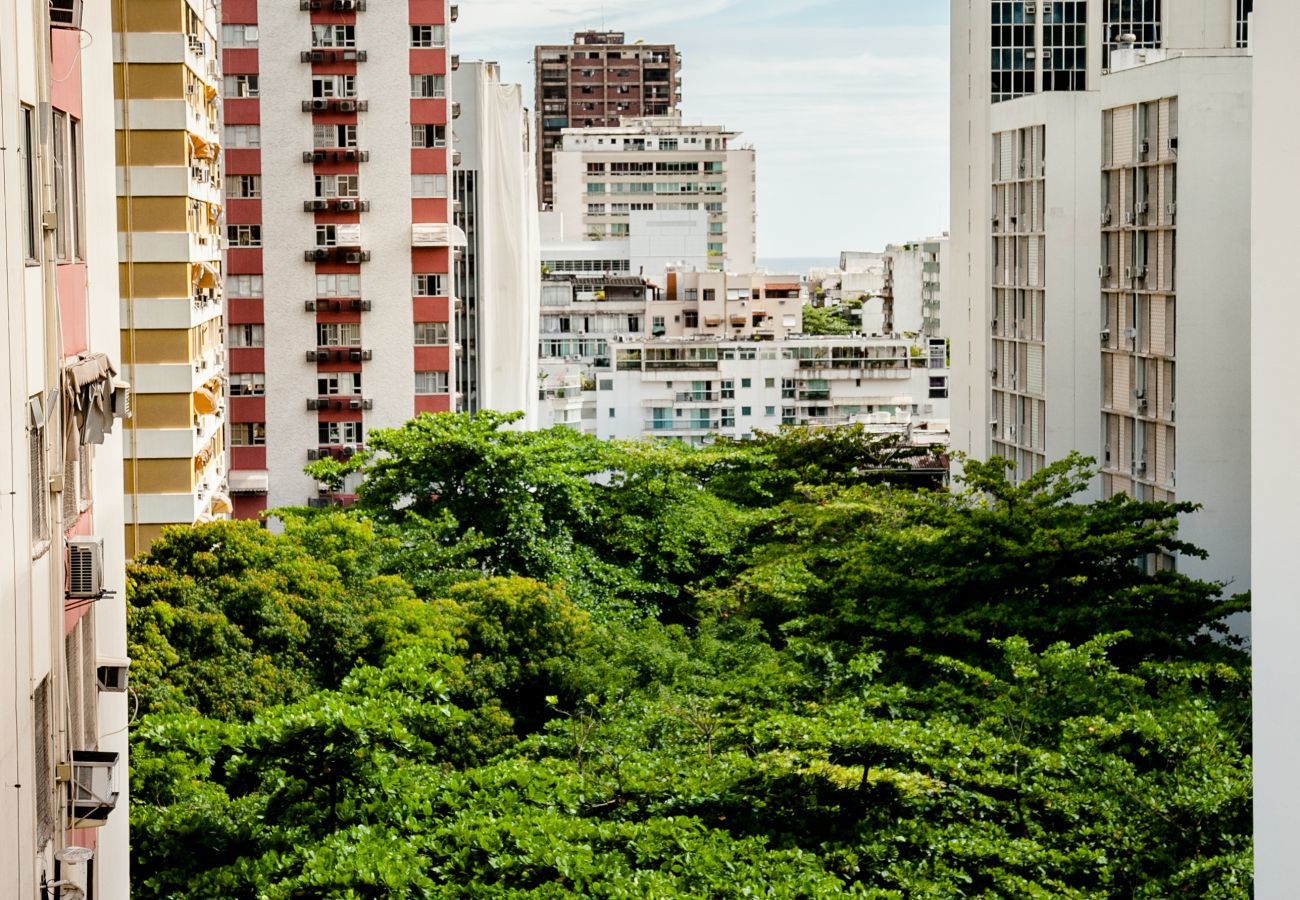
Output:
[{"xmin": 66, "ymin": 537, "xmax": 104, "ymax": 600}]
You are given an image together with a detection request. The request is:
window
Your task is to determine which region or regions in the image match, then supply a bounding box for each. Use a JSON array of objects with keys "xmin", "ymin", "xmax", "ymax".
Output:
[
  {"xmin": 764, "ymin": 377, "xmax": 776, "ymax": 389},
  {"xmin": 227, "ymin": 225, "xmax": 261, "ymax": 247},
  {"xmin": 764, "ymin": 406, "xmax": 775, "ymax": 417},
  {"xmin": 929, "ymin": 377, "xmax": 949, "ymax": 399},
  {"xmin": 415, "ymin": 371, "xmax": 449, "ymax": 394},
  {"xmin": 721, "ymin": 408, "xmax": 736, "ymax": 428},
  {"xmin": 228, "ymin": 275, "xmax": 263, "ymax": 297},
  {"xmin": 411, "ymin": 75, "xmax": 446, "ymax": 98},
  {"xmin": 414, "ymin": 322, "xmax": 449, "ymax": 345},
  {"xmin": 412, "ymin": 174, "xmax": 448, "ymax": 198},
  {"xmin": 314, "ymin": 124, "xmax": 357, "ymax": 148},
  {"xmin": 222, "ymin": 24, "xmax": 258, "ymax": 47},
  {"xmin": 319, "ymin": 421, "xmax": 364, "ymax": 445},
  {"xmin": 1103, "ymin": 0, "xmax": 1161, "ymax": 68},
  {"xmin": 721, "ymin": 380, "xmax": 735, "ymax": 400},
  {"xmin": 683, "ymin": 310, "xmax": 698, "ymax": 328},
  {"xmin": 225, "ymin": 175, "xmax": 261, "ymax": 199},
  {"xmin": 20, "ymin": 106, "xmax": 37, "ymax": 263},
  {"xmin": 312, "ymin": 24, "xmax": 355, "ymax": 47},
  {"xmin": 587, "ymin": 162, "xmax": 606, "ymax": 174},
  {"xmin": 740, "ymin": 378, "xmax": 752, "ymax": 388},
  {"xmin": 67, "ymin": 118, "xmax": 85, "ymax": 261},
  {"xmin": 608, "ymin": 408, "xmax": 615, "ymax": 418},
  {"xmin": 702, "ymin": 289, "xmax": 717, "ymax": 302},
  {"xmin": 312, "ymin": 75, "xmax": 356, "ymax": 99},
  {"xmin": 1043, "ymin": 2, "xmax": 1087, "ymax": 92},
  {"xmin": 318, "ymin": 372, "xmax": 362, "ymax": 395},
  {"xmin": 413, "ymin": 274, "xmax": 446, "ymax": 296},
  {"xmin": 317, "ymin": 273, "xmax": 361, "ymax": 297},
  {"xmin": 316, "ymin": 224, "xmax": 339, "ymax": 247},
  {"xmin": 411, "ymin": 124, "xmax": 447, "ymax": 148},
  {"xmin": 588, "ymin": 204, "xmax": 607, "ymax": 216},
  {"xmin": 223, "ymin": 74, "xmax": 259, "ymax": 97},
  {"xmin": 781, "ymin": 407, "xmax": 797, "ymax": 425},
  {"xmin": 315, "ymin": 174, "xmax": 359, "ymax": 198},
  {"xmin": 52, "ymin": 111, "xmax": 68, "ymax": 261},
  {"xmin": 28, "ymin": 398, "xmax": 48, "ymax": 549},
  {"xmin": 230, "ymin": 423, "xmax": 266, "ymax": 446},
  {"xmin": 229, "ymin": 373, "xmax": 266, "ymax": 396},
  {"xmin": 225, "ymin": 124, "xmax": 260, "ymax": 148},
  {"xmin": 410, "ymin": 24, "xmax": 446, "ymax": 47},
  {"xmin": 741, "ymin": 406, "xmax": 752, "ymax": 417},
  {"xmin": 317, "ymin": 323, "xmax": 361, "ymax": 346},
  {"xmin": 229, "ymin": 324, "xmax": 265, "ymax": 347},
  {"xmin": 1236, "ymin": 0, "xmax": 1253, "ymax": 47}
]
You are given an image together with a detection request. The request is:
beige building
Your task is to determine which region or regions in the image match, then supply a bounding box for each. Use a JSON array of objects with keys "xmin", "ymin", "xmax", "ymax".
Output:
[
  {"xmin": 551, "ymin": 115, "xmax": 757, "ymax": 271},
  {"xmin": 114, "ymin": 0, "xmax": 230, "ymax": 556},
  {"xmin": 656, "ymin": 269, "xmax": 804, "ymax": 339}
]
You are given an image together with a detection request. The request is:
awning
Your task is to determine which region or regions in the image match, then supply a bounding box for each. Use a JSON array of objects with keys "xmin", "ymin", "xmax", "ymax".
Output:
[
  {"xmin": 210, "ymin": 493, "xmax": 234, "ymax": 515},
  {"xmin": 203, "ymin": 83, "xmax": 217, "ymax": 102},
  {"xmin": 193, "ymin": 385, "xmax": 220, "ymax": 416},
  {"xmin": 187, "ymin": 132, "xmax": 218, "ymax": 160},
  {"xmin": 194, "ymin": 261, "xmax": 221, "ymax": 290},
  {"xmin": 764, "ymin": 283, "xmax": 800, "ymax": 292},
  {"xmin": 703, "ymin": 316, "xmax": 723, "ymax": 326},
  {"xmin": 228, "ymin": 470, "xmax": 270, "ymax": 494},
  {"xmin": 412, "ymin": 223, "xmax": 469, "ymax": 247}
]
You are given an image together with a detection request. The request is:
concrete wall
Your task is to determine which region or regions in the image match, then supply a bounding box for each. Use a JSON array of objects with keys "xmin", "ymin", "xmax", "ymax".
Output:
[{"xmin": 1251, "ymin": 2, "xmax": 1300, "ymax": 893}]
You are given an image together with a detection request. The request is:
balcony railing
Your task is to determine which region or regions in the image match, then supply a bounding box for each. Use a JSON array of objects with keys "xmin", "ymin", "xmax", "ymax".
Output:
[
  {"xmin": 306, "ymin": 347, "xmax": 373, "ymax": 362},
  {"xmin": 308, "ymin": 445, "xmax": 365, "ymax": 461},
  {"xmin": 301, "ymin": 49, "xmax": 368, "ymax": 63},
  {"xmin": 302, "ymin": 98, "xmax": 369, "ymax": 113},
  {"xmin": 644, "ymin": 420, "xmax": 719, "ymax": 432},
  {"xmin": 305, "ymin": 298, "xmax": 371, "ymax": 312},
  {"xmin": 300, "ymin": 0, "xmax": 366, "ymax": 10},
  {"xmin": 307, "ymin": 396, "xmax": 373, "ymax": 411},
  {"xmin": 303, "ymin": 149, "xmax": 370, "ymax": 163},
  {"xmin": 304, "ymin": 198, "xmax": 371, "ymax": 213},
  {"xmin": 304, "ymin": 248, "xmax": 371, "ymax": 264}
]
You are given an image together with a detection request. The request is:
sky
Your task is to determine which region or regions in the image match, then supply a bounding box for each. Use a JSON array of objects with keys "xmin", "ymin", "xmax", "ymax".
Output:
[{"xmin": 454, "ymin": 0, "xmax": 951, "ymax": 260}]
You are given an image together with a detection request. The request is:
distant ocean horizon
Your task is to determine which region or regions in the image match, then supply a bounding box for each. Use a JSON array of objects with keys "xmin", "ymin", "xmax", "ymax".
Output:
[{"xmin": 757, "ymin": 257, "xmax": 840, "ymax": 275}]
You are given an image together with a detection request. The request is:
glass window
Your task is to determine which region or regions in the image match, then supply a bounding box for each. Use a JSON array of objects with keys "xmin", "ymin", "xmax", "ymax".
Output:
[
  {"xmin": 228, "ymin": 324, "xmax": 265, "ymax": 348},
  {"xmin": 415, "ymin": 371, "xmax": 449, "ymax": 394},
  {"xmin": 410, "ymin": 75, "xmax": 446, "ymax": 98},
  {"xmin": 230, "ymin": 423, "xmax": 267, "ymax": 446},
  {"xmin": 20, "ymin": 106, "xmax": 37, "ymax": 262},
  {"xmin": 410, "ymin": 24, "xmax": 446, "ymax": 47},
  {"xmin": 414, "ymin": 322, "xmax": 449, "ymax": 345},
  {"xmin": 413, "ymin": 274, "xmax": 445, "ymax": 296},
  {"xmin": 52, "ymin": 111, "xmax": 68, "ymax": 261},
  {"xmin": 230, "ymin": 373, "xmax": 266, "ymax": 396}
]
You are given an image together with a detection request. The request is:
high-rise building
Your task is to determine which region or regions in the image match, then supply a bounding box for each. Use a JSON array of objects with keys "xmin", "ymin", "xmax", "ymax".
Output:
[
  {"xmin": 114, "ymin": 0, "xmax": 230, "ymax": 557},
  {"xmin": 1250, "ymin": 1, "xmax": 1295, "ymax": 893},
  {"xmin": 452, "ymin": 60, "xmax": 541, "ymax": 424},
  {"xmin": 2, "ymin": 0, "xmax": 131, "ymax": 895},
  {"xmin": 949, "ymin": 0, "xmax": 1251, "ymax": 592},
  {"xmin": 534, "ymin": 31, "xmax": 681, "ymax": 208},
  {"xmin": 550, "ymin": 116, "xmax": 757, "ymax": 271},
  {"xmin": 222, "ymin": 0, "xmax": 458, "ymax": 514}
]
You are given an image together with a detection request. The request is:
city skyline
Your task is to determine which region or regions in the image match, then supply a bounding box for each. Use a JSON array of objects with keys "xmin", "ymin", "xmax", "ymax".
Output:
[{"xmin": 455, "ymin": 0, "xmax": 951, "ymax": 257}]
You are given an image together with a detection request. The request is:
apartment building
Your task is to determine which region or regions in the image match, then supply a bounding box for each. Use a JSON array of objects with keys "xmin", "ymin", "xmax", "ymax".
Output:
[
  {"xmin": 452, "ymin": 60, "xmax": 540, "ymax": 424},
  {"xmin": 541, "ymin": 207, "xmax": 709, "ymax": 278},
  {"xmin": 657, "ymin": 270, "xmax": 804, "ymax": 339},
  {"xmin": 114, "ymin": 0, "xmax": 230, "ymax": 556},
  {"xmin": 550, "ymin": 116, "xmax": 757, "ymax": 271},
  {"xmin": 222, "ymin": 0, "xmax": 458, "ymax": 513},
  {"xmin": 597, "ymin": 335, "xmax": 951, "ymax": 447},
  {"xmin": 1251, "ymin": 2, "xmax": 1296, "ymax": 894},
  {"xmin": 534, "ymin": 31, "xmax": 681, "ymax": 208},
  {"xmin": 880, "ymin": 237, "xmax": 949, "ymax": 337},
  {"xmin": 949, "ymin": 0, "xmax": 1251, "ymax": 592},
  {"xmin": 2, "ymin": 0, "xmax": 132, "ymax": 895}
]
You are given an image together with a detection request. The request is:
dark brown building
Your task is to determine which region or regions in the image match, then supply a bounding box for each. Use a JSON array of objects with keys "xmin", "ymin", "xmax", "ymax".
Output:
[{"xmin": 534, "ymin": 31, "xmax": 681, "ymax": 208}]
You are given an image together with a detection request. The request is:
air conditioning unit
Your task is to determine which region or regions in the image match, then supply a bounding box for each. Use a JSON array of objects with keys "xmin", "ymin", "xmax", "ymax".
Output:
[
  {"xmin": 304, "ymin": 300, "xmax": 318, "ymax": 311},
  {"xmin": 96, "ymin": 658, "xmax": 130, "ymax": 693},
  {"xmin": 990, "ymin": 319, "xmax": 999, "ymax": 332},
  {"xmin": 307, "ymin": 449, "xmax": 321, "ymax": 461},
  {"xmin": 1135, "ymin": 201, "xmax": 1149, "ymax": 215},
  {"xmin": 337, "ymin": 199, "xmax": 357, "ymax": 212},
  {"xmin": 349, "ymin": 349, "xmax": 363, "ymax": 362},
  {"xmin": 345, "ymin": 251, "xmax": 370, "ymax": 264},
  {"xmin": 187, "ymin": 34, "xmax": 205, "ymax": 56},
  {"xmin": 191, "ymin": 166, "xmax": 208, "ymax": 183},
  {"xmin": 1134, "ymin": 460, "xmax": 1148, "ymax": 475},
  {"xmin": 338, "ymin": 100, "xmax": 357, "ymax": 113},
  {"xmin": 1137, "ymin": 396, "xmax": 1149, "ymax": 412},
  {"xmin": 334, "ymin": 0, "xmax": 357, "ymax": 9},
  {"xmin": 348, "ymin": 399, "xmax": 362, "ymax": 410},
  {"xmin": 361, "ymin": 350, "xmax": 373, "ymax": 360},
  {"xmin": 1100, "ymin": 328, "xmax": 1111, "ymax": 344},
  {"xmin": 342, "ymin": 50, "xmax": 366, "ymax": 62},
  {"xmin": 304, "ymin": 150, "xmax": 326, "ymax": 163},
  {"xmin": 304, "ymin": 199, "xmax": 328, "ymax": 212},
  {"xmin": 451, "ymin": 101, "xmax": 462, "ymax": 119},
  {"xmin": 310, "ymin": 98, "xmax": 328, "ymax": 111},
  {"xmin": 451, "ymin": 54, "xmax": 461, "ymax": 70},
  {"xmin": 66, "ymin": 537, "xmax": 104, "ymax": 600},
  {"xmin": 1166, "ymin": 202, "xmax": 1177, "ymax": 218},
  {"xmin": 360, "ymin": 300, "xmax": 373, "ymax": 311},
  {"xmin": 450, "ymin": 3, "xmax": 459, "ymax": 21},
  {"xmin": 307, "ymin": 399, "xmax": 321, "ymax": 411},
  {"xmin": 363, "ymin": 399, "xmax": 374, "ymax": 410},
  {"xmin": 1101, "ymin": 207, "xmax": 1113, "ymax": 225},
  {"xmin": 1139, "ymin": 139, "xmax": 1150, "ymax": 156}
]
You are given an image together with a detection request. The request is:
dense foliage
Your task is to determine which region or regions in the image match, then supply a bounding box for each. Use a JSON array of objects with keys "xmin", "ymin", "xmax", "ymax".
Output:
[{"xmin": 129, "ymin": 414, "xmax": 1251, "ymax": 898}]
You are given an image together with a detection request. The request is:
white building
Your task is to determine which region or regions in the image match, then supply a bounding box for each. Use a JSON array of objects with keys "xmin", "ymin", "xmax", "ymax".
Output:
[
  {"xmin": 1250, "ymin": 2, "xmax": 1298, "ymax": 895},
  {"xmin": 453, "ymin": 61, "xmax": 541, "ymax": 425},
  {"xmin": 949, "ymin": 0, "xmax": 1251, "ymax": 595},
  {"xmin": 550, "ymin": 115, "xmax": 757, "ymax": 271},
  {"xmin": 881, "ymin": 237, "xmax": 949, "ymax": 337},
  {"xmin": 597, "ymin": 335, "xmax": 951, "ymax": 446},
  {"xmin": 540, "ymin": 207, "xmax": 710, "ymax": 279},
  {"xmin": 2, "ymin": 0, "xmax": 131, "ymax": 895}
]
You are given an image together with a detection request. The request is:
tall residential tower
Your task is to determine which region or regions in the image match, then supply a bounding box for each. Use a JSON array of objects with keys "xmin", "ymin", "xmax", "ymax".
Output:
[
  {"xmin": 534, "ymin": 31, "xmax": 681, "ymax": 209},
  {"xmin": 222, "ymin": 0, "xmax": 459, "ymax": 514}
]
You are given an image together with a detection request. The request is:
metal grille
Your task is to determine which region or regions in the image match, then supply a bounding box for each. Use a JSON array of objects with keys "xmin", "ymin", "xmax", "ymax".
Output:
[
  {"xmin": 66, "ymin": 627, "xmax": 82, "ymax": 752},
  {"xmin": 62, "ymin": 452, "xmax": 79, "ymax": 523},
  {"xmin": 34, "ymin": 678, "xmax": 53, "ymax": 847}
]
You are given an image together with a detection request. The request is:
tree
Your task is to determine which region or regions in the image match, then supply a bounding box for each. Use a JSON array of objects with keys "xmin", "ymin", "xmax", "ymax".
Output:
[{"xmin": 800, "ymin": 303, "xmax": 855, "ymax": 335}]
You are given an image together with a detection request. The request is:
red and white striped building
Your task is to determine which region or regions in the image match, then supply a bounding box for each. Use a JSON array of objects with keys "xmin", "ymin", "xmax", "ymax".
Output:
[{"xmin": 222, "ymin": 0, "xmax": 459, "ymax": 513}]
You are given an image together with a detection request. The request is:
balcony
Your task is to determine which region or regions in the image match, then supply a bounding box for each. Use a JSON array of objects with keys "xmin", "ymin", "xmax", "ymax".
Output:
[
  {"xmin": 672, "ymin": 391, "xmax": 720, "ymax": 403},
  {"xmin": 300, "ymin": 49, "xmax": 368, "ymax": 63},
  {"xmin": 304, "ymin": 248, "xmax": 370, "ymax": 264},
  {"xmin": 307, "ymin": 397, "xmax": 373, "ymax": 411},
  {"xmin": 303, "ymin": 148, "xmax": 370, "ymax": 164},
  {"xmin": 309, "ymin": 445, "xmax": 365, "ymax": 461},
  {"xmin": 304, "ymin": 198, "xmax": 371, "ymax": 213},
  {"xmin": 644, "ymin": 420, "xmax": 720, "ymax": 433},
  {"xmin": 306, "ymin": 348, "xmax": 373, "ymax": 362},
  {"xmin": 302, "ymin": 98, "xmax": 369, "ymax": 113},
  {"xmin": 300, "ymin": 0, "xmax": 366, "ymax": 9},
  {"xmin": 305, "ymin": 298, "xmax": 371, "ymax": 312}
]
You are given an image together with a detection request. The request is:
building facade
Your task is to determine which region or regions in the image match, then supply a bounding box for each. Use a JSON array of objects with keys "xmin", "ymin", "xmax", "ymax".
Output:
[
  {"xmin": 880, "ymin": 237, "xmax": 949, "ymax": 338},
  {"xmin": 114, "ymin": 0, "xmax": 230, "ymax": 556},
  {"xmin": 597, "ymin": 335, "xmax": 950, "ymax": 446},
  {"xmin": 534, "ymin": 31, "xmax": 680, "ymax": 209},
  {"xmin": 1250, "ymin": 1, "xmax": 1296, "ymax": 894},
  {"xmin": 222, "ymin": 0, "xmax": 458, "ymax": 514},
  {"xmin": 550, "ymin": 116, "xmax": 757, "ymax": 271},
  {"xmin": 453, "ymin": 60, "xmax": 540, "ymax": 424},
  {"xmin": 949, "ymin": 0, "xmax": 1251, "ymax": 593},
  {"xmin": 2, "ymin": 0, "xmax": 131, "ymax": 894}
]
